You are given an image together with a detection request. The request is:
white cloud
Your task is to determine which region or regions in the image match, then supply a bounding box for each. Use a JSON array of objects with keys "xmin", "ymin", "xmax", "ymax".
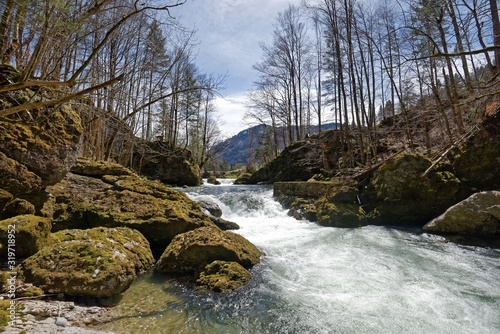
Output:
[
  {"xmin": 171, "ymin": 0, "xmax": 302, "ymax": 135},
  {"xmin": 214, "ymin": 94, "xmax": 249, "ymax": 137}
]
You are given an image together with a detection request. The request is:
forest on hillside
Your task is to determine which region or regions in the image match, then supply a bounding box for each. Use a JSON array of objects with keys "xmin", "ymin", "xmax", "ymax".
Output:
[
  {"xmin": 0, "ymin": 0, "xmax": 499, "ymax": 172},
  {"xmin": 245, "ymin": 0, "xmax": 500, "ymax": 168}
]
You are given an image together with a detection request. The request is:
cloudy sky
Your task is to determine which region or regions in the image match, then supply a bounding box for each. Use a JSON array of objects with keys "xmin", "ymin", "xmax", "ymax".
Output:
[{"xmin": 171, "ymin": 0, "xmax": 302, "ymax": 137}]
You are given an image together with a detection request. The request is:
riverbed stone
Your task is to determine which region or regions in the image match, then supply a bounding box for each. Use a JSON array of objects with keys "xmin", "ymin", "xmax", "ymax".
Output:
[
  {"xmin": 424, "ymin": 191, "xmax": 500, "ymax": 236},
  {"xmin": 195, "ymin": 260, "xmax": 251, "ymax": 293},
  {"xmin": 199, "ymin": 200, "xmax": 223, "ymax": 218},
  {"xmin": 20, "ymin": 227, "xmax": 154, "ymax": 298},
  {"xmin": 155, "ymin": 226, "xmax": 261, "ymax": 274},
  {"xmin": 0, "ymin": 215, "xmax": 52, "ymax": 258}
]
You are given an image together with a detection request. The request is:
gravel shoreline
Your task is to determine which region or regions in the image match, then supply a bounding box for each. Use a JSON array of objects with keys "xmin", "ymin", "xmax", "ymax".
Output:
[{"xmin": 2, "ymin": 300, "xmax": 116, "ymax": 334}]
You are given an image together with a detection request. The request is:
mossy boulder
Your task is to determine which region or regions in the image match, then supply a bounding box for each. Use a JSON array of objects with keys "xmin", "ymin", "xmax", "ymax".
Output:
[
  {"xmin": 365, "ymin": 153, "xmax": 461, "ymax": 225},
  {"xmin": 0, "ymin": 102, "xmax": 83, "ymax": 194},
  {"xmin": 424, "ymin": 191, "xmax": 500, "ymax": 236},
  {"xmin": 0, "ymin": 215, "xmax": 52, "ymax": 258},
  {"xmin": 247, "ymin": 130, "xmax": 342, "ymax": 184},
  {"xmin": 287, "ymin": 198, "xmax": 318, "ymax": 221},
  {"xmin": 0, "ymin": 198, "xmax": 35, "ymax": 219},
  {"xmin": 195, "ymin": 260, "xmax": 251, "ymax": 293},
  {"xmin": 43, "ymin": 169, "xmax": 214, "ymax": 258},
  {"xmin": 0, "ymin": 189, "xmax": 13, "ymax": 212},
  {"xmin": 20, "ymin": 227, "xmax": 154, "ymax": 298},
  {"xmin": 0, "ymin": 151, "xmax": 42, "ymax": 196},
  {"xmin": 155, "ymin": 226, "xmax": 261, "ymax": 275},
  {"xmin": 449, "ymin": 112, "xmax": 500, "ymax": 191},
  {"xmin": 234, "ymin": 173, "xmax": 252, "ymax": 185},
  {"xmin": 315, "ymin": 198, "xmax": 367, "ymax": 228},
  {"xmin": 132, "ymin": 143, "xmax": 202, "ymax": 186}
]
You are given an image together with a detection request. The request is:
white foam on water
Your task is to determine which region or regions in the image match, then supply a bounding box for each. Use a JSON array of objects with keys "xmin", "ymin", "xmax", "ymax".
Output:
[{"xmin": 98, "ymin": 184, "xmax": 500, "ymax": 334}]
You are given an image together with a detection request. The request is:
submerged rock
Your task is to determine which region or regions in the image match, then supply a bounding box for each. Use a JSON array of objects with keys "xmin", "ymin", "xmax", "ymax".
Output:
[
  {"xmin": 155, "ymin": 226, "xmax": 261, "ymax": 275},
  {"xmin": 195, "ymin": 260, "xmax": 251, "ymax": 293},
  {"xmin": 199, "ymin": 200, "xmax": 223, "ymax": 218},
  {"xmin": 20, "ymin": 227, "xmax": 154, "ymax": 298},
  {"xmin": 424, "ymin": 191, "xmax": 500, "ymax": 236},
  {"xmin": 0, "ymin": 215, "xmax": 52, "ymax": 258},
  {"xmin": 198, "ymin": 200, "xmax": 239, "ymax": 230}
]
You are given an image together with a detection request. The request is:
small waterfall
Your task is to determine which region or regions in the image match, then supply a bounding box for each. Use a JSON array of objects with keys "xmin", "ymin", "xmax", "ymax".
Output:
[{"xmin": 96, "ymin": 182, "xmax": 500, "ymax": 334}]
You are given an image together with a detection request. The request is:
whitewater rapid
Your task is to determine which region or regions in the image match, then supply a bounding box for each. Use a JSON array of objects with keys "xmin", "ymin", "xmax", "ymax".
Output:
[{"xmin": 97, "ymin": 181, "xmax": 500, "ymax": 334}]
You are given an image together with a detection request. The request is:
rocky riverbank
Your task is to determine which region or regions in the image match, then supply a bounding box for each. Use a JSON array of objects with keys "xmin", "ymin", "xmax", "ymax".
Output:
[
  {"xmin": 252, "ymin": 111, "xmax": 500, "ymax": 242},
  {"xmin": 0, "ymin": 93, "xmax": 261, "ymax": 331}
]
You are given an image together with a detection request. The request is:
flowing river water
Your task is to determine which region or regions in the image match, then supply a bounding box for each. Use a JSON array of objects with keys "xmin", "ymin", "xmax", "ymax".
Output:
[{"xmin": 96, "ymin": 180, "xmax": 500, "ymax": 334}]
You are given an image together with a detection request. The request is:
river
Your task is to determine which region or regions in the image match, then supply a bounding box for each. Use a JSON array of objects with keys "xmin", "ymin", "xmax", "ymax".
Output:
[{"xmin": 96, "ymin": 180, "xmax": 500, "ymax": 334}]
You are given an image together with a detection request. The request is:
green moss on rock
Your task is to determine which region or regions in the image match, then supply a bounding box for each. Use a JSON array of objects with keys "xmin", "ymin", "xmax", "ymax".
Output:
[
  {"xmin": 0, "ymin": 103, "xmax": 83, "ymax": 189},
  {"xmin": 155, "ymin": 226, "xmax": 261, "ymax": 274},
  {"xmin": 195, "ymin": 260, "xmax": 251, "ymax": 293},
  {"xmin": 20, "ymin": 227, "xmax": 154, "ymax": 298},
  {"xmin": 71, "ymin": 157, "xmax": 135, "ymax": 177},
  {"xmin": 0, "ymin": 189, "xmax": 13, "ymax": 212},
  {"xmin": 365, "ymin": 153, "xmax": 461, "ymax": 225},
  {"xmin": 44, "ymin": 172, "xmax": 214, "ymax": 258},
  {"xmin": 1, "ymin": 198, "xmax": 35, "ymax": 219},
  {"xmin": 315, "ymin": 198, "xmax": 366, "ymax": 227},
  {"xmin": 424, "ymin": 191, "xmax": 500, "ymax": 236},
  {"xmin": 0, "ymin": 215, "xmax": 52, "ymax": 258}
]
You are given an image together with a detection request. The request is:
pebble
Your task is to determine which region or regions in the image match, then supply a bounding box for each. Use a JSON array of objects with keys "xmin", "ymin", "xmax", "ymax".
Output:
[{"xmin": 55, "ymin": 317, "xmax": 69, "ymax": 327}]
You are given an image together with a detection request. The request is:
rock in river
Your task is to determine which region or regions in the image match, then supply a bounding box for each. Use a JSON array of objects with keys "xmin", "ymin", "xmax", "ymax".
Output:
[
  {"xmin": 20, "ymin": 227, "xmax": 154, "ymax": 298},
  {"xmin": 424, "ymin": 191, "xmax": 500, "ymax": 236},
  {"xmin": 155, "ymin": 226, "xmax": 261, "ymax": 274}
]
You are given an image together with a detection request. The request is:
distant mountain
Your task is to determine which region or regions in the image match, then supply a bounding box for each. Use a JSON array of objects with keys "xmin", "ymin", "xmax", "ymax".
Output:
[{"xmin": 214, "ymin": 123, "xmax": 339, "ymax": 166}]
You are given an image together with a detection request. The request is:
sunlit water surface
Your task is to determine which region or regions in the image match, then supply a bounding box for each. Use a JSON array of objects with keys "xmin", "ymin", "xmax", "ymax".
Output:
[{"xmin": 96, "ymin": 181, "xmax": 500, "ymax": 334}]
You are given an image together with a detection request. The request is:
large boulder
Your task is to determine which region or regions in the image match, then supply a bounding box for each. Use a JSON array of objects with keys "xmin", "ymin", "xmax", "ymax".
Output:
[
  {"xmin": 0, "ymin": 198, "xmax": 35, "ymax": 219},
  {"xmin": 247, "ymin": 130, "xmax": 341, "ymax": 184},
  {"xmin": 20, "ymin": 227, "xmax": 154, "ymax": 298},
  {"xmin": 0, "ymin": 100, "xmax": 83, "ymax": 195},
  {"xmin": 424, "ymin": 191, "xmax": 500, "ymax": 236},
  {"xmin": 195, "ymin": 260, "xmax": 251, "ymax": 293},
  {"xmin": 0, "ymin": 189, "xmax": 13, "ymax": 212},
  {"xmin": 449, "ymin": 112, "xmax": 500, "ymax": 191},
  {"xmin": 42, "ymin": 159, "xmax": 214, "ymax": 258},
  {"xmin": 155, "ymin": 226, "xmax": 261, "ymax": 274},
  {"xmin": 0, "ymin": 215, "xmax": 52, "ymax": 258},
  {"xmin": 133, "ymin": 142, "xmax": 202, "ymax": 186},
  {"xmin": 364, "ymin": 153, "xmax": 461, "ymax": 225}
]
